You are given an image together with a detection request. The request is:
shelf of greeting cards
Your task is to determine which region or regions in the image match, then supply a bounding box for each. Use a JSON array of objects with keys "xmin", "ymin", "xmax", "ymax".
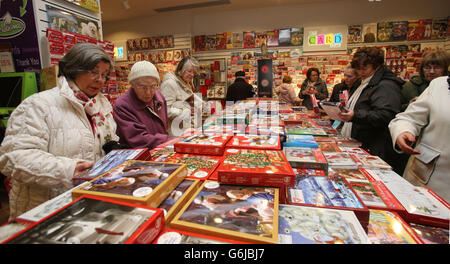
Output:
[{"xmin": 347, "ymin": 38, "xmax": 449, "ymax": 48}]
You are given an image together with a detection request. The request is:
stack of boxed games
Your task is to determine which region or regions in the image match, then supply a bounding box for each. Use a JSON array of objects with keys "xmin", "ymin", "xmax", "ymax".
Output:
[
  {"xmin": 72, "ymin": 160, "xmax": 187, "ymax": 208},
  {"xmin": 226, "ymin": 134, "xmax": 281, "ymax": 150},
  {"xmin": 174, "ymin": 133, "xmax": 232, "ymax": 156},
  {"xmin": 2, "ymin": 196, "xmax": 165, "ymax": 244},
  {"xmin": 170, "ymin": 181, "xmax": 279, "ymax": 244},
  {"xmin": 217, "ymin": 148, "xmax": 296, "ymax": 188}
]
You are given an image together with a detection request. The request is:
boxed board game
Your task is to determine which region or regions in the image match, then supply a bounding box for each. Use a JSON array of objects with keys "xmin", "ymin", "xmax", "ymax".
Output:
[
  {"xmin": 73, "ymin": 148, "xmax": 150, "ymax": 184},
  {"xmin": 287, "ymin": 175, "xmax": 370, "ymax": 229},
  {"xmin": 283, "ymin": 147, "xmax": 328, "ymax": 173},
  {"xmin": 158, "ymin": 179, "xmax": 202, "ymax": 224},
  {"xmin": 367, "ymin": 209, "xmax": 423, "ymax": 244},
  {"xmin": 163, "ymin": 153, "xmax": 223, "ymax": 180},
  {"xmin": 283, "ymin": 135, "xmax": 318, "ymax": 148},
  {"xmin": 278, "ymin": 204, "xmax": 370, "ymax": 244},
  {"xmin": 174, "ymin": 133, "xmax": 232, "ymax": 156},
  {"xmin": 409, "ymin": 222, "xmax": 449, "ymax": 244},
  {"xmin": 2, "ymin": 195, "xmax": 164, "ymax": 244},
  {"xmin": 153, "ymin": 228, "xmax": 249, "ymax": 244},
  {"xmin": 217, "ymin": 148, "xmax": 296, "ymax": 188},
  {"xmin": 323, "ymin": 152, "xmax": 358, "ymax": 168},
  {"xmin": 72, "ymin": 160, "xmax": 187, "ymax": 208},
  {"xmin": 226, "ymin": 134, "xmax": 281, "ymax": 150},
  {"xmin": 365, "ymin": 169, "xmax": 450, "ymax": 228},
  {"xmin": 170, "ymin": 181, "xmax": 279, "ymax": 244}
]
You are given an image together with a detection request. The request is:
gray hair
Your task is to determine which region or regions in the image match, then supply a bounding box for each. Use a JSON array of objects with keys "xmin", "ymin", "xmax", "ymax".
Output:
[
  {"xmin": 58, "ymin": 43, "xmax": 113, "ymax": 81},
  {"xmin": 175, "ymin": 56, "xmax": 199, "ymax": 77}
]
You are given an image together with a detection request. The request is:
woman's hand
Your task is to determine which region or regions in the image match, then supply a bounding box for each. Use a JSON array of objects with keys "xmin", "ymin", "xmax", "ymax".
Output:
[
  {"xmin": 338, "ymin": 109, "xmax": 354, "ymax": 122},
  {"xmin": 395, "ymin": 132, "xmax": 421, "ymax": 155},
  {"xmin": 73, "ymin": 161, "xmax": 94, "ymax": 177}
]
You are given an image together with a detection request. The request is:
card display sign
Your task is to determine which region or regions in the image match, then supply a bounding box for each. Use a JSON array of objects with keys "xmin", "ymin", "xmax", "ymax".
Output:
[
  {"xmin": 278, "ymin": 204, "xmax": 369, "ymax": 244},
  {"xmin": 3, "ymin": 196, "xmax": 164, "ymax": 244},
  {"xmin": 218, "ymin": 148, "xmax": 295, "ymax": 187},
  {"xmin": 257, "ymin": 59, "xmax": 273, "ymax": 98},
  {"xmin": 72, "ymin": 160, "xmax": 187, "ymax": 208},
  {"xmin": 171, "ymin": 181, "xmax": 279, "ymax": 244}
]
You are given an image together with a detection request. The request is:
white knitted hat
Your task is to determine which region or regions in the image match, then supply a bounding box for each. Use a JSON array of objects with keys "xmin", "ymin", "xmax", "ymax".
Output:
[{"xmin": 128, "ymin": 61, "xmax": 160, "ymax": 83}]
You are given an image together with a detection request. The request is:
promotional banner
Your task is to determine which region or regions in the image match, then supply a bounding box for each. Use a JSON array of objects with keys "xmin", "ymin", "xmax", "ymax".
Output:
[
  {"xmin": 0, "ymin": 0, "xmax": 41, "ymax": 74},
  {"xmin": 257, "ymin": 59, "xmax": 273, "ymax": 98}
]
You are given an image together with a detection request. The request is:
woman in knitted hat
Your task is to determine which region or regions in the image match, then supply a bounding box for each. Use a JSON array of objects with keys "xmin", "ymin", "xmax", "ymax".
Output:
[
  {"xmin": 113, "ymin": 61, "xmax": 170, "ymax": 149},
  {"xmin": 0, "ymin": 43, "xmax": 119, "ymax": 219}
]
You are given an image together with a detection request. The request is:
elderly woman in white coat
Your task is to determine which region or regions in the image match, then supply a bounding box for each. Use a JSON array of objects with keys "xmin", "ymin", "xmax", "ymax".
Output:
[
  {"xmin": 160, "ymin": 56, "xmax": 209, "ymax": 137},
  {"xmin": 0, "ymin": 43, "xmax": 119, "ymax": 219},
  {"xmin": 389, "ymin": 76, "xmax": 450, "ymax": 202}
]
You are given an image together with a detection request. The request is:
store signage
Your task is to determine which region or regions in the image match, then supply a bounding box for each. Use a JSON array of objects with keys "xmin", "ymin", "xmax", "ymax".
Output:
[
  {"xmin": 308, "ymin": 33, "xmax": 343, "ymax": 47},
  {"xmin": 303, "ymin": 25, "xmax": 348, "ymax": 52},
  {"xmin": 0, "ymin": 14, "xmax": 26, "ymax": 39}
]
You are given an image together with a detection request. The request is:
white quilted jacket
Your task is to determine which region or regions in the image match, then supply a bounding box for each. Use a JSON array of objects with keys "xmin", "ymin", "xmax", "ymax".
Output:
[{"xmin": 0, "ymin": 76, "xmax": 119, "ymax": 219}]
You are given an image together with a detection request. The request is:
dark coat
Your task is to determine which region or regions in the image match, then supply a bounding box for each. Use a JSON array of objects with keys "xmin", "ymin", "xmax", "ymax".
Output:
[
  {"xmin": 298, "ymin": 78, "xmax": 328, "ymax": 109},
  {"xmin": 226, "ymin": 78, "xmax": 255, "ymax": 102},
  {"xmin": 329, "ymin": 79, "xmax": 361, "ymax": 102},
  {"xmin": 350, "ymin": 66, "xmax": 407, "ymax": 174}
]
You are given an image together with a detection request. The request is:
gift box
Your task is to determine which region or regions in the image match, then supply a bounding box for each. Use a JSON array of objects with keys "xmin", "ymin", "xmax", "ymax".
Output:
[
  {"xmin": 174, "ymin": 133, "xmax": 232, "ymax": 156},
  {"xmin": 3, "ymin": 195, "xmax": 165, "ymax": 244},
  {"xmin": 283, "ymin": 147, "xmax": 328, "ymax": 173},
  {"xmin": 226, "ymin": 134, "xmax": 281, "ymax": 150},
  {"xmin": 163, "ymin": 153, "xmax": 223, "ymax": 180},
  {"xmin": 158, "ymin": 179, "xmax": 202, "ymax": 224},
  {"xmin": 367, "ymin": 209, "xmax": 423, "ymax": 244},
  {"xmin": 170, "ymin": 181, "xmax": 279, "ymax": 244},
  {"xmin": 218, "ymin": 148, "xmax": 296, "ymax": 188},
  {"xmin": 72, "ymin": 160, "xmax": 187, "ymax": 208},
  {"xmin": 153, "ymin": 228, "xmax": 249, "ymax": 244},
  {"xmin": 73, "ymin": 148, "xmax": 151, "ymax": 185},
  {"xmin": 287, "ymin": 176, "xmax": 370, "ymax": 230},
  {"xmin": 278, "ymin": 204, "xmax": 370, "ymax": 244}
]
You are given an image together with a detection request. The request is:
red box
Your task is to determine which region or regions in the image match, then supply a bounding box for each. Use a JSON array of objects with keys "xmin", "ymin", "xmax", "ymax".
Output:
[
  {"xmin": 226, "ymin": 134, "xmax": 281, "ymax": 150},
  {"xmin": 217, "ymin": 148, "xmax": 296, "ymax": 187},
  {"xmin": 2, "ymin": 195, "xmax": 165, "ymax": 244},
  {"xmin": 153, "ymin": 228, "xmax": 249, "ymax": 244},
  {"xmin": 283, "ymin": 147, "xmax": 328, "ymax": 173},
  {"xmin": 163, "ymin": 153, "xmax": 223, "ymax": 180},
  {"xmin": 174, "ymin": 133, "xmax": 232, "ymax": 156},
  {"xmin": 46, "ymin": 28, "xmax": 63, "ymax": 43},
  {"xmin": 293, "ymin": 168, "xmax": 326, "ymax": 176}
]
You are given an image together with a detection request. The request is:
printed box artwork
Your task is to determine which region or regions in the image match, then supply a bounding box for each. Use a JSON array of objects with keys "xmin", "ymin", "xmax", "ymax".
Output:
[
  {"xmin": 283, "ymin": 147, "xmax": 328, "ymax": 172},
  {"xmin": 328, "ymin": 168, "xmax": 368, "ymax": 181},
  {"xmin": 171, "ymin": 181, "xmax": 279, "ymax": 244},
  {"xmin": 163, "ymin": 153, "xmax": 222, "ymax": 180},
  {"xmin": 278, "ymin": 204, "xmax": 369, "ymax": 244},
  {"xmin": 3, "ymin": 196, "xmax": 164, "ymax": 244},
  {"xmin": 286, "ymin": 127, "xmax": 327, "ymax": 137},
  {"xmin": 202, "ymin": 124, "xmax": 247, "ymax": 135},
  {"xmin": 283, "ymin": 135, "xmax": 318, "ymax": 148},
  {"xmin": 367, "ymin": 209, "xmax": 423, "ymax": 244},
  {"xmin": 218, "ymin": 148, "xmax": 295, "ymax": 187},
  {"xmin": 323, "ymin": 152, "xmax": 358, "ymax": 168},
  {"xmin": 72, "ymin": 160, "xmax": 187, "ymax": 208},
  {"xmin": 409, "ymin": 223, "xmax": 449, "ymax": 244},
  {"xmin": 154, "ymin": 228, "xmax": 247, "ymax": 244},
  {"xmin": 226, "ymin": 134, "xmax": 281, "ymax": 150},
  {"xmin": 352, "ymin": 154, "xmax": 392, "ymax": 170},
  {"xmin": 174, "ymin": 133, "xmax": 232, "ymax": 156}
]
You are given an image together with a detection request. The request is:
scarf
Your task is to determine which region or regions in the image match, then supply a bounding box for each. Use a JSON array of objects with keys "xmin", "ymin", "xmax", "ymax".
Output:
[
  {"xmin": 341, "ymin": 75, "xmax": 373, "ymax": 138},
  {"xmin": 68, "ymin": 81, "xmax": 112, "ymax": 147}
]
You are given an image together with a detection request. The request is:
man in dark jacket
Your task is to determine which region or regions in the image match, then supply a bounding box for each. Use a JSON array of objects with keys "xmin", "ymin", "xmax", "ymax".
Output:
[
  {"xmin": 338, "ymin": 47, "xmax": 408, "ymax": 175},
  {"xmin": 226, "ymin": 71, "xmax": 255, "ymax": 103},
  {"xmin": 329, "ymin": 66, "xmax": 361, "ymax": 102}
]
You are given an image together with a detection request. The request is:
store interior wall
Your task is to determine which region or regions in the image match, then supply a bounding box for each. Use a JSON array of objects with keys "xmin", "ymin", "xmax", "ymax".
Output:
[{"xmin": 103, "ymin": 0, "xmax": 450, "ymax": 43}]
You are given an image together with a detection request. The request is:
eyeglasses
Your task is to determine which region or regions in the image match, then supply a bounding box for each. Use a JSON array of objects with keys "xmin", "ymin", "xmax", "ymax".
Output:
[
  {"xmin": 136, "ymin": 84, "xmax": 159, "ymax": 91},
  {"xmin": 423, "ymin": 66, "xmax": 443, "ymax": 72},
  {"xmin": 88, "ymin": 70, "xmax": 110, "ymax": 81}
]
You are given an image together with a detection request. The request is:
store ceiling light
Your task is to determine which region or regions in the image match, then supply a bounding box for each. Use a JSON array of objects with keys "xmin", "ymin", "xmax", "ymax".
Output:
[{"xmin": 154, "ymin": 0, "xmax": 231, "ymax": 12}]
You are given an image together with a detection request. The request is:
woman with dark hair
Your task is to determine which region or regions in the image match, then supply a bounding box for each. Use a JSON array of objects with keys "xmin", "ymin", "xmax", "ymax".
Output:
[
  {"xmin": 401, "ymin": 50, "xmax": 450, "ymax": 111},
  {"xmin": 298, "ymin": 67, "xmax": 328, "ymax": 109},
  {"xmin": 160, "ymin": 56, "xmax": 211, "ymax": 136},
  {"xmin": 0, "ymin": 43, "xmax": 119, "ymax": 219},
  {"xmin": 338, "ymin": 47, "xmax": 407, "ymax": 175}
]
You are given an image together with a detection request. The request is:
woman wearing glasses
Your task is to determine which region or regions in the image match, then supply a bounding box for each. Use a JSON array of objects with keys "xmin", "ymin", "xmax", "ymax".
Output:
[
  {"xmin": 0, "ymin": 43, "xmax": 119, "ymax": 219},
  {"xmin": 401, "ymin": 51, "xmax": 450, "ymax": 111},
  {"xmin": 113, "ymin": 61, "xmax": 170, "ymax": 149}
]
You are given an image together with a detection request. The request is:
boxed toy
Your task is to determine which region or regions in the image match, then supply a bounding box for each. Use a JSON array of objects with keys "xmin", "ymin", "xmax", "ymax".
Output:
[
  {"xmin": 218, "ymin": 148, "xmax": 295, "ymax": 188},
  {"xmin": 72, "ymin": 160, "xmax": 187, "ymax": 208},
  {"xmin": 174, "ymin": 133, "xmax": 232, "ymax": 156},
  {"xmin": 170, "ymin": 181, "xmax": 279, "ymax": 244},
  {"xmin": 2, "ymin": 195, "xmax": 164, "ymax": 244}
]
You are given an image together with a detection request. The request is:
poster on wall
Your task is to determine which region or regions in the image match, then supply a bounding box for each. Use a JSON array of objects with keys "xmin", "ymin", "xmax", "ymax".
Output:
[
  {"xmin": 0, "ymin": 0, "xmax": 41, "ymax": 74},
  {"xmin": 303, "ymin": 25, "xmax": 347, "ymax": 53},
  {"xmin": 64, "ymin": 0, "xmax": 100, "ymax": 13},
  {"xmin": 46, "ymin": 5, "xmax": 101, "ymax": 40},
  {"xmin": 362, "ymin": 23, "xmax": 377, "ymax": 43}
]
